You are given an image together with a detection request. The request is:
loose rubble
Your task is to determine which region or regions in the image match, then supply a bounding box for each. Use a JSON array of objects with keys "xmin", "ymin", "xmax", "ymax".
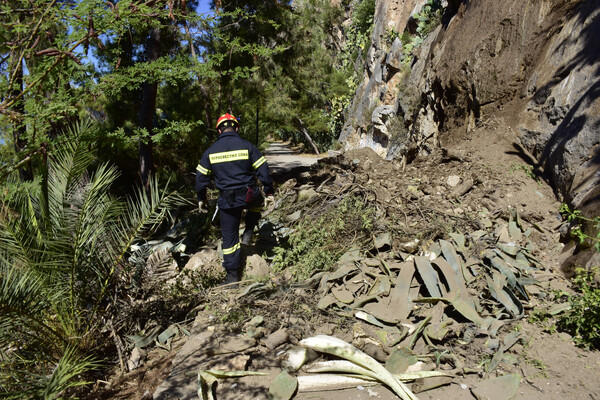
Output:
[{"xmin": 87, "ymin": 145, "xmax": 600, "ymax": 400}]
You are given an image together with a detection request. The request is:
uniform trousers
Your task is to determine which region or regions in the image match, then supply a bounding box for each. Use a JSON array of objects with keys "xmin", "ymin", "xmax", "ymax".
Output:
[{"xmin": 219, "ymin": 203, "xmax": 261, "ymax": 273}]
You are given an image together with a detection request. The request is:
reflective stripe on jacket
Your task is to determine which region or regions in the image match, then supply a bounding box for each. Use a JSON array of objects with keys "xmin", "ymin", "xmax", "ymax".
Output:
[{"xmin": 195, "ymin": 130, "xmax": 273, "ymax": 206}]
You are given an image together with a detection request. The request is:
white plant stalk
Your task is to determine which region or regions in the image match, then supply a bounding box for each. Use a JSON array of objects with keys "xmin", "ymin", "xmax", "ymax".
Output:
[
  {"xmin": 299, "ymin": 335, "xmax": 419, "ymax": 400},
  {"xmin": 306, "ymin": 360, "xmax": 450, "ymax": 381},
  {"xmin": 297, "ymin": 374, "xmax": 376, "ymax": 392}
]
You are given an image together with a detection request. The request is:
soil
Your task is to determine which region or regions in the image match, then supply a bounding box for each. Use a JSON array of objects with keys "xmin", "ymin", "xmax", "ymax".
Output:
[{"xmin": 84, "ymin": 125, "xmax": 600, "ymax": 400}]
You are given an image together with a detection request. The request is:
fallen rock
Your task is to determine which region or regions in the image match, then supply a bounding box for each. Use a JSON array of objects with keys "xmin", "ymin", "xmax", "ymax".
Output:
[
  {"xmin": 245, "ymin": 254, "xmax": 270, "ymax": 277},
  {"xmin": 175, "ymin": 248, "xmax": 224, "ymax": 287},
  {"xmin": 127, "ymin": 346, "xmax": 146, "ymax": 371},
  {"xmin": 447, "ymin": 175, "xmax": 461, "ymax": 187},
  {"xmin": 297, "ymin": 188, "xmax": 318, "ymax": 202},
  {"xmin": 261, "ymin": 328, "xmax": 290, "ymax": 350}
]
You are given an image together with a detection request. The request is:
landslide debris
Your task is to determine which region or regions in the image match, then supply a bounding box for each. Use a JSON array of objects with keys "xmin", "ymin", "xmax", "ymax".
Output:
[{"xmin": 88, "ymin": 141, "xmax": 599, "ymax": 400}]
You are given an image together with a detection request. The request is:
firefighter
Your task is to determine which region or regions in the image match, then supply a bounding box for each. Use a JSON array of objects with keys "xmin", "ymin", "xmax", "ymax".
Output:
[{"xmin": 196, "ymin": 113, "xmax": 274, "ymax": 284}]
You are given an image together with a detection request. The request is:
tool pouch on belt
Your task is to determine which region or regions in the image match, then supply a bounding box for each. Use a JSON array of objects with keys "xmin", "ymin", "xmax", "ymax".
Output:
[
  {"xmin": 221, "ymin": 186, "xmax": 260, "ymax": 208},
  {"xmin": 246, "ymin": 186, "xmax": 264, "ymax": 207},
  {"xmin": 245, "ymin": 186, "xmax": 256, "ymax": 203}
]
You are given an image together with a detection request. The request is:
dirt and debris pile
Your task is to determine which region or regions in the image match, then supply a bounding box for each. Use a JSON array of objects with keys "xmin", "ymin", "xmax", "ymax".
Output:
[
  {"xmin": 176, "ymin": 145, "xmax": 573, "ymax": 399},
  {"xmin": 87, "ymin": 138, "xmax": 600, "ymax": 400},
  {"xmin": 144, "ymin": 142, "xmax": 589, "ymax": 399}
]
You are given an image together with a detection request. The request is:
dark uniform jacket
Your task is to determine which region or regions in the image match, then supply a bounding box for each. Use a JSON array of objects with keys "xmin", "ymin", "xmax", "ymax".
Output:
[{"xmin": 196, "ymin": 130, "xmax": 274, "ymax": 209}]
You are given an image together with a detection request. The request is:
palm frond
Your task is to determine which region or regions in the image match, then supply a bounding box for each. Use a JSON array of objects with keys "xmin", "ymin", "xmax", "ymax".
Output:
[
  {"xmin": 0, "ymin": 119, "xmax": 188, "ymax": 397},
  {"xmin": 0, "ymin": 345, "xmax": 101, "ymax": 400},
  {"xmin": 114, "ymin": 175, "xmax": 189, "ymax": 266},
  {"xmin": 0, "ymin": 260, "xmax": 66, "ymax": 361}
]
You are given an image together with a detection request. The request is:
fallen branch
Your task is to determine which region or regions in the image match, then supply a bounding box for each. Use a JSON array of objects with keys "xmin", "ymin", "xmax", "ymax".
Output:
[{"xmin": 294, "ymin": 117, "xmax": 320, "ymax": 155}]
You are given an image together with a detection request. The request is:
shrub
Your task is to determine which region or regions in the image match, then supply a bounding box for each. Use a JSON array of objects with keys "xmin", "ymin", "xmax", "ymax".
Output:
[
  {"xmin": 271, "ymin": 195, "xmax": 376, "ymax": 280},
  {"xmin": 353, "ymin": 0, "xmax": 376, "ymax": 35},
  {"xmin": 557, "ymin": 268, "xmax": 600, "ymax": 349}
]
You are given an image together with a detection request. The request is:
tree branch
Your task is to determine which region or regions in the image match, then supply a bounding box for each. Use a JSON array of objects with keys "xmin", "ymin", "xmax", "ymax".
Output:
[
  {"xmin": 1, "ymin": 37, "xmax": 87, "ymax": 112},
  {"xmin": 7, "ymin": 0, "xmax": 58, "ymax": 92}
]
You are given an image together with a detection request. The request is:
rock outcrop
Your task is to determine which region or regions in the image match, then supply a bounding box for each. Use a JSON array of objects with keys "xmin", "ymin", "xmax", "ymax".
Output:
[{"xmin": 340, "ymin": 0, "xmax": 599, "ymax": 214}]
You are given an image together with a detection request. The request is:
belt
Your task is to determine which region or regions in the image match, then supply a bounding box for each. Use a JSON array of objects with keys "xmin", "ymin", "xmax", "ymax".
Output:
[{"xmin": 220, "ymin": 187, "xmax": 249, "ymax": 197}]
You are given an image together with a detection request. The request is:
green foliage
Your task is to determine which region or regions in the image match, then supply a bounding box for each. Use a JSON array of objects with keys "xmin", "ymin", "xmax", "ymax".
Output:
[
  {"xmin": 271, "ymin": 195, "xmax": 375, "ymax": 280},
  {"xmin": 400, "ymin": 0, "xmax": 443, "ymax": 64},
  {"xmin": 557, "ymin": 268, "xmax": 600, "ymax": 349},
  {"xmin": 0, "ymin": 0, "xmax": 284, "ymax": 188},
  {"xmin": 386, "ymin": 28, "xmax": 401, "ymax": 45},
  {"xmin": 327, "ymin": 0, "xmax": 379, "ymax": 143},
  {"xmin": 0, "ymin": 0, "xmax": 359, "ymax": 184},
  {"xmin": 400, "ymin": 32, "xmax": 413, "ymax": 47},
  {"xmin": 415, "ymin": 0, "xmax": 444, "ymax": 37},
  {"xmin": 555, "ymin": 205, "xmax": 600, "ymax": 349},
  {"xmin": 560, "ymin": 204, "xmax": 600, "ymax": 252},
  {"xmin": 353, "ymin": 0, "xmax": 376, "ymax": 35},
  {"xmin": 219, "ymin": 0, "xmax": 352, "ymax": 152},
  {"xmin": 0, "ymin": 121, "xmax": 188, "ymax": 396},
  {"xmin": 510, "ymin": 163, "xmax": 542, "ymax": 186}
]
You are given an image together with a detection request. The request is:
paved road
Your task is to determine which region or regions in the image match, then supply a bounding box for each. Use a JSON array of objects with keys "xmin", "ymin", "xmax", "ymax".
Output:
[{"xmin": 263, "ymin": 141, "xmax": 322, "ymax": 177}]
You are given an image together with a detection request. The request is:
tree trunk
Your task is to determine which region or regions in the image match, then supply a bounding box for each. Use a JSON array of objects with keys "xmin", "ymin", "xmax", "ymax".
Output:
[
  {"xmin": 11, "ymin": 55, "xmax": 33, "ymax": 181},
  {"xmin": 295, "ymin": 118, "xmax": 320, "ymax": 155},
  {"xmin": 139, "ymin": 27, "xmax": 161, "ymax": 189},
  {"xmin": 199, "ymin": 84, "xmax": 214, "ymax": 139}
]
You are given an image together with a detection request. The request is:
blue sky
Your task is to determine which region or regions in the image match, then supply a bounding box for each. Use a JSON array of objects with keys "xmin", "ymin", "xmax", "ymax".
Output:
[{"xmin": 196, "ymin": 1, "xmax": 213, "ymax": 15}]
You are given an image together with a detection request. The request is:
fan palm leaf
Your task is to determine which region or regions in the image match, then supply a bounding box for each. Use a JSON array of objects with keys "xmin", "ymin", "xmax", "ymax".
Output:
[{"xmin": 0, "ymin": 119, "xmax": 189, "ymax": 397}]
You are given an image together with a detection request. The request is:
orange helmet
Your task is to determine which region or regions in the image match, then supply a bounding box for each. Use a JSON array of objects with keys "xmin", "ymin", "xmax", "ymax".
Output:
[{"xmin": 216, "ymin": 113, "xmax": 239, "ymax": 129}]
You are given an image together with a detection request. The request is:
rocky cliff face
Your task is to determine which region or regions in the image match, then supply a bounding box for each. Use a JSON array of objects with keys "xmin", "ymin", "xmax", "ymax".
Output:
[{"xmin": 340, "ymin": 0, "xmax": 599, "ymax": 214}]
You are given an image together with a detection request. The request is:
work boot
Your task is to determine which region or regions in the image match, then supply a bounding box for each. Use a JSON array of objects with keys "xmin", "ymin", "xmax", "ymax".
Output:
[
  {"xmin": 223, "ymin": 270, "xmax": 239, "ymax": 286},
  {"xmin": 241, "ymin": 228, "xmax": 253, "ymax": 245}
]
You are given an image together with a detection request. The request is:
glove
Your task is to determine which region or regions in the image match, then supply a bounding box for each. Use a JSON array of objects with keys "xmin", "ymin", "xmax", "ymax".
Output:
[
  {"xmin": 263, "ymin": 195, "xmax": 275, "ymax": 211},
  {"xmin": 198, "ymin": 201, "xmax": 209, "ymax": 214}
]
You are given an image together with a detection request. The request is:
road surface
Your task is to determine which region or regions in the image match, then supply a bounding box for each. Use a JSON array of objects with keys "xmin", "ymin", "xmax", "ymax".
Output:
[{"xmin": 263, "ymin": 141, "xmax": 323, "ymax": 177}]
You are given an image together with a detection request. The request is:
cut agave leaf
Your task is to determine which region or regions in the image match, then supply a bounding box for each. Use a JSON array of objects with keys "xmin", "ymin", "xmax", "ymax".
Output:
[
  {"xmin": 355, "ymin": 310, "xmax": 386, "ymax": 328},
  {"xmin": 432, "ymin": 258, "xmax": 468, "ymax": 296},
  {"xmin": 299, "ymin": 335, "xmax": 420, "ymax": 400},
  {"xmin": 281, "ymin": 346, "xmax": 317, "ymax": 372},
  {"xmin": 389, "ymin": 261, "xmax": 416, "ymax": 321},
  {"xmin": 386, "ymin": 347, "xmax": 418, "ymax": 374},
  {"xmin": 269, "ymin": 371, "xmax": 298, "ymax": 400},
  {"xmin": 126, "ymin": 325, "xmax": 162, "ymax": 349},
  {"xmin": 486, "ymin": 277, "xmax": 523, "ymax": 317},
  {"xmin": 440, "ymin": 240, "xmax": 472, "ymax": 281},
  {"xmin": 508, "ymin": 220, "xmax": 522, "ymax": 241},
  {"xmin": 484, "ymin": 254, "xmax": 517, "ymax": 288},
  {"xmin": 415, "ymin": 297, "xmax": 484, "ymax": 327},
  {"xmin": 297, "ymin": 374, "xmax": 376, "ymax": 392},
  {"xmin": 306, "ymin": 360, "xmax": 450, "ymax": 381},
  {"xmin": 318, "ymin": 294, "xmax": 338, "ymax": 310},
  {"xmin": 367, "ymin": 275, "xmax": 392, "ymax": 297},
  {"xmin": 415, "ymin": 256, "xmax": 443, "ymax": 298},
  {"xmin": 496, "ymin": 243, "xmax": 520, "ymax": 256},
  {"xmin": 448, "ymin": 232, "xmax": 468, "ymax": 254},
  {"xmin": 332, "ymin": 286, "xmax": 355, "ymax": 304}
]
